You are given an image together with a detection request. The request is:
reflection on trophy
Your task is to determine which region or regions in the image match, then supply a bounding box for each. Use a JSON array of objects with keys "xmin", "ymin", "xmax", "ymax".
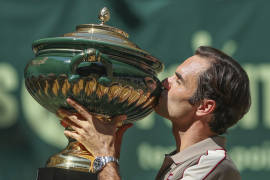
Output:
[{"xmin": 24, "ymin": 7, "xmax": 163, "ymax": 175}]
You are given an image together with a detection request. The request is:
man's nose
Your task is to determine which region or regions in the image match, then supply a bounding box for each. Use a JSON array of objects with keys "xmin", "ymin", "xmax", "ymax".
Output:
[{"xmin": 162, "ymin": 78, "xmax": 170, "ymax": 90}]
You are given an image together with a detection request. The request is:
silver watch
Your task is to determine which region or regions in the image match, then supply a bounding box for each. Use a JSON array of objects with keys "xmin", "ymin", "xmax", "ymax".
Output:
[{"xmin": 92, "ymin": 156, "xmax": 119, "ymax": 173}]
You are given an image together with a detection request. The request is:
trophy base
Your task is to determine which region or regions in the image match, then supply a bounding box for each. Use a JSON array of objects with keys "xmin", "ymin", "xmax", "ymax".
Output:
[
  {"xmin": 46, "ymin": 140, "xmax": 95, "ymax": 172},
  {"xmin": 37, "ymin": 167, "xmax": 97, "ymax": 180}
]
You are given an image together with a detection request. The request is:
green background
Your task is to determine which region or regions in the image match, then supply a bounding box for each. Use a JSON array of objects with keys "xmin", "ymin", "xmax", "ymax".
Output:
[{"xmin": 0, "ymin": 0, "xmax": 270, "ymax": 179}]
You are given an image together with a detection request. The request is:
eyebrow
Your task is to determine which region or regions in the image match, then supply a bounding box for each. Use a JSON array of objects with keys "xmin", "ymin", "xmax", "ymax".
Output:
[{"xmin": 175, "ymin": 72, "xmax": 185, "ymax": 84}]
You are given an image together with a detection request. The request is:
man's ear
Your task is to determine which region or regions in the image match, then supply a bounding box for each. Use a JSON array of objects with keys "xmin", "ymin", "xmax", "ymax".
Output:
[{"xmin": 196, "ymin": 99, "xmax": 216, "ymax": 117}]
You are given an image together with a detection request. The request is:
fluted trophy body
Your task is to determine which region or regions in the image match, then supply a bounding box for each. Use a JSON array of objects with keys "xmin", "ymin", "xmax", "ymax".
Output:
[{"xmin": 24, "ymin": 7, "xmax": 163, "ymax": 173}]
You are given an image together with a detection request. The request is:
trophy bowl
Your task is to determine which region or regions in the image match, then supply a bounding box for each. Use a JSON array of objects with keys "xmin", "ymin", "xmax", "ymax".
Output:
[{"xmin": 24, "ymin": 7, "xmax": 163, "ymax": 173}]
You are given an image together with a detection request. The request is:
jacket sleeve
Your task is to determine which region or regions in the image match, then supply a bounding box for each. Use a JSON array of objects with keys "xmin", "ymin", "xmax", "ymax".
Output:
[{"xmin": 205, "ymin": 159, "xmax": 241, "ymax": 180}]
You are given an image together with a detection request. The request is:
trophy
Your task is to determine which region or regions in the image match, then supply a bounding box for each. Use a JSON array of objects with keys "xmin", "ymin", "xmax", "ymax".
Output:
[{"xmin": 24, "ymin": 7, "xmax": 163, "ymax": 177}]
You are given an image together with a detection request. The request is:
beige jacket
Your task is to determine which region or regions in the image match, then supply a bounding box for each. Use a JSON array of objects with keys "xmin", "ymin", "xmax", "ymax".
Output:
[{"xmin": 156, "ymin": 136, "xmax": 241, "ymax": 180}]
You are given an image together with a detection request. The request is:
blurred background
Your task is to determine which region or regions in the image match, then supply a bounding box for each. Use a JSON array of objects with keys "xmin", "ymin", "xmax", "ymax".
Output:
[{"xmin": 0, "ymin": 0, "xmax": 270, "ymax": 179}]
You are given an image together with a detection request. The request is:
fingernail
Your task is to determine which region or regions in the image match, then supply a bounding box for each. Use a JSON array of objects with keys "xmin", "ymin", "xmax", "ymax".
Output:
[{"xmin": 57, "ymin": 110, "xmax": 65, "ymax": 118}]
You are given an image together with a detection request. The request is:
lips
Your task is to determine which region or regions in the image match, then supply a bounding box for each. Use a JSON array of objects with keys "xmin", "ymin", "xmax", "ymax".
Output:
[{"xmin": 156, "ymin": 79, "xmax": 168, "ymax": 105}]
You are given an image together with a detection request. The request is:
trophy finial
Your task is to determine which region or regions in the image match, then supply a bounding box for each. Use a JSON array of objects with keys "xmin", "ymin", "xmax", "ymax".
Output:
[{"xmin": 98, "ymin": 7, "xmax": 110, "ymax": 25}]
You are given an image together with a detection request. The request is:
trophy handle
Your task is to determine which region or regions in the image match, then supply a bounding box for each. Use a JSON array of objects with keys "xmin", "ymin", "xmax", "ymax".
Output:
[{"xmin": 69, "ymin": 48, "xmax": 113, "ymax": 86}]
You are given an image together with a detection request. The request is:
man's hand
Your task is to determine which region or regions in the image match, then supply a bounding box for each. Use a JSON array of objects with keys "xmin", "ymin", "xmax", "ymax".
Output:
[{"xmin": 58, "ymin": 98, "xmax": 132, "ymax": 158}]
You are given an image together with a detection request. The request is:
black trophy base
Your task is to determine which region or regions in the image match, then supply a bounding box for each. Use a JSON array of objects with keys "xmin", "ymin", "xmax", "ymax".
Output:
[{"xmin": 37, "ymin": 167, "xmax": 97, "ymax": 180}]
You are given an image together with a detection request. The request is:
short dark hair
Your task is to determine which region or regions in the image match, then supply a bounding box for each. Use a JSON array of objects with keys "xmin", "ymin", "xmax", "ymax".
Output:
[{"xmin": 189, "ymin": 46, "xmax": 251, "ymax": 134}]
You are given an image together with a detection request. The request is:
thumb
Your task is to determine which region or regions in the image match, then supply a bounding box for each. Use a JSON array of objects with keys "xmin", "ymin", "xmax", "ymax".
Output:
[
  {"xmin": 113, "ymin": 115, "xmax": 127, "ymax": 127},
  {"xmin": 116, "ymin": 123, "xmax": 133, "ymax": 138},
  {"xmin": 115, "ymin": 123, "xmax": 133, "ymax": 159}
]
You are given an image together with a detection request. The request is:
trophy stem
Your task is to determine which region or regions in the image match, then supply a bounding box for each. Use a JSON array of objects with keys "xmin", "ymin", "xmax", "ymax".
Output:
[{"xmin": 46, "ymin": 137, "xmax": 95, "ymax": 173}]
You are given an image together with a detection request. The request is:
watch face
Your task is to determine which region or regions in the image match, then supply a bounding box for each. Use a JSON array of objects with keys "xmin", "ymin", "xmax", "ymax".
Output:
[{"xmin": 93, "ymin": 157, "xmax": 103, "ymax": 172}]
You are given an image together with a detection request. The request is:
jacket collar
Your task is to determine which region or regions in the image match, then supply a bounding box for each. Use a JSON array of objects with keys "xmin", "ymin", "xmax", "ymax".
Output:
[{"xmin": 170, "ymin": 136, "xmax": 226, "ymax": 164}]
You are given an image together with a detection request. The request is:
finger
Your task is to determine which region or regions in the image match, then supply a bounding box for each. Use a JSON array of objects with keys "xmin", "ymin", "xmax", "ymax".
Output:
[
  {"xmin": 61, "ymin": 117, "xmax": 80, "ymax": 127},
  {"xmin": 67, "ymin": 98, "xmax": 91, "ymax": 120},
  {"xmin": 72, "ymin": 112, "xmax": 85, "ymax": 120},
  {"xmin": 66, "ymin": 98, "xmax": 99, "ymax": 129},
  {"xmin": 115, "ymin": 123, "xmax": 133, "ymax": 158},
  {"xmin": 61, "ymin": 118, "xmax": 84, "ymax": 134},
  {"xmin": 58, "ymin": 108, "xmax": 86, "ymax": 122},
  {"xmin": 57, "ymin": 108, "xmax": 72, "ymax": 119},
  {"xmin": 68, "ymin": 115, "xmax": 85, "ymax": 128},
  {"xmin": 113, "ymin": 115, "xmax": 127, "ymax": 127},
  {"xmin": 64, "ymin": 130, "xmax": 80, "ymax": 141},
  {"xmin": 60, "ymin": 119, "xmax": 68, "ymax": 128},
  {"xmin": 116, "ymin": 123, "xmax": 133, "ymax": 137}
]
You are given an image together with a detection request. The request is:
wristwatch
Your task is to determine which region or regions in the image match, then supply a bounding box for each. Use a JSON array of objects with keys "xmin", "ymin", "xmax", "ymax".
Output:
[{"xmin": 92, "ymin": 156, "xmax": 119, "ymax": 173}]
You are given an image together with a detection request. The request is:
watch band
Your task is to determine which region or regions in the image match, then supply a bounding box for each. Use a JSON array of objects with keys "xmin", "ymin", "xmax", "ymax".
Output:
[
  {"xmin": 105, "ymin": 156, "xmax": 119, "ymax": 164},
  {"xmin": 92, "ymin": 156, "xmax": 119, "ymax": 173}
]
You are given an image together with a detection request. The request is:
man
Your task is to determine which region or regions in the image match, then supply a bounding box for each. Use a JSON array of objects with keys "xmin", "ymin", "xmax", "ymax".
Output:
[{"xmin": 59, "ymin": 46, "xmax": 251, "ymax": 179}]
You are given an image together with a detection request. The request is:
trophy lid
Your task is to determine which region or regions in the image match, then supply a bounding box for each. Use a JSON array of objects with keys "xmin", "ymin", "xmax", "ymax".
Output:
[
  {"xmin": 63, "ymin": 7, "xmax": 140, "ymax": 50},
  {"xmin": 32, "ymin": 7, "xmax": 163, "ymax": 74}
]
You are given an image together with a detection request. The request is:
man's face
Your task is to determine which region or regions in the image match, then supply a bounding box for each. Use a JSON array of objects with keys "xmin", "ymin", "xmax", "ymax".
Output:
[{"xmin": 154, "ymin": 55, "xmax": 210, "ymax": 130}]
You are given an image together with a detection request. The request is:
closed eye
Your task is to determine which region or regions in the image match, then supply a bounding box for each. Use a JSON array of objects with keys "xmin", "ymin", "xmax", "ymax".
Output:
[{"xmin": 175, "ymin": 72, "xmax": 185, "ymax": 84}]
